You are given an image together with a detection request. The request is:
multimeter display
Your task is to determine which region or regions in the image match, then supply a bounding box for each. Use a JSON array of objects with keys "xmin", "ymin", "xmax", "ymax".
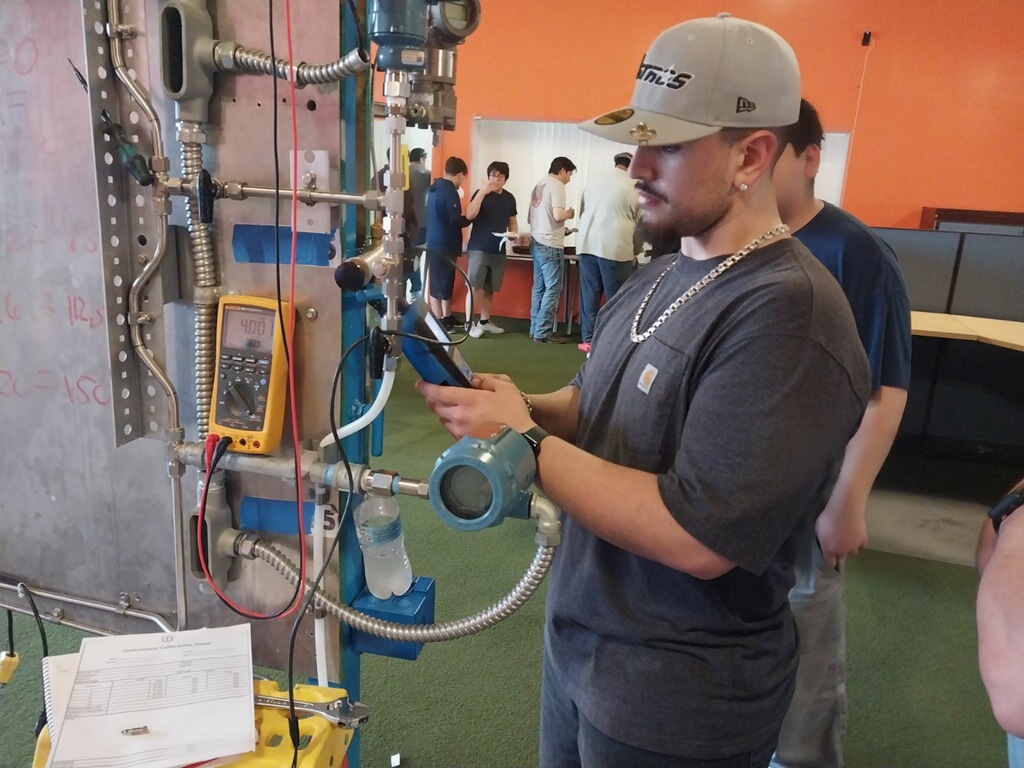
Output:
[
  {"xmin": 211, "ymin": 298, "xmax": 291, "ymax": 454},
  {"xmin": 221, "ymin": 308, "xmax": 275, "ymax": 353}
]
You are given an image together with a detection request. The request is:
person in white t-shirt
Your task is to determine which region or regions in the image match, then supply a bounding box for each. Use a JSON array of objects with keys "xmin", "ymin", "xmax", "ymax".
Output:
[
  {"xmin": 527, "ymin": 156, "xmax": 576, "ymax": 343},
  {"xmin": 576, "ymin": 152, "xmax": 640, "ymax": 353}
]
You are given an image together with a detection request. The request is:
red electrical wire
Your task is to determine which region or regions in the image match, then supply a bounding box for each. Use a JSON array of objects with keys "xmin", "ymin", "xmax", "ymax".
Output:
[
  {"xmin": 282, "ymin": 0, "xmax": 307, "ymax": 617},
  {"xmin": 196, "ymin": 435, "xmax": 305, "ymax": 619}
]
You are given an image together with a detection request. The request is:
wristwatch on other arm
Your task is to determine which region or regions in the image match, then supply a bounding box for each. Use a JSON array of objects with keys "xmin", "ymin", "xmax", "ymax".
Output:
[
  {"xmin": 989, "ymin": 477, "xmax": 1024, "ymax": 533},
  {"xmin": 520, "ymin": 425, "xmax": 550, "ymax": 461}
]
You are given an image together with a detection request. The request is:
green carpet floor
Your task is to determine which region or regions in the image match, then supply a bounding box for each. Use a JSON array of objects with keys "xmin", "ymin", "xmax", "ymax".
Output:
[{"xmin": 0, "ymin": 321, "xmax": 1008, "ymax": 766}]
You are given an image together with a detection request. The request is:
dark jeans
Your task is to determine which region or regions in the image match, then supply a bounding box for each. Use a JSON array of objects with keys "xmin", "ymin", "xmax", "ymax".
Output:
[
  {"xmin": 540, "ymin": 652, "xmax": 778, "ymax": 768},
  {"xmin": 578, "ymin": 254, "xmax": 635, "ymax": 343},
  {"xmin": 406, "ymin": 226, "xmax": 425, "ymax": 294}
]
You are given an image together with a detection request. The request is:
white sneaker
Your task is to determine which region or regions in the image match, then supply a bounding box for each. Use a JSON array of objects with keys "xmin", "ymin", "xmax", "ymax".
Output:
[
  {"xmin": 479, "ymin": 320, "xmax": 505, "ymax": 334},
  {"xmin": 468, "ymin": 323, "xmax": 485, "ymax": 338}
]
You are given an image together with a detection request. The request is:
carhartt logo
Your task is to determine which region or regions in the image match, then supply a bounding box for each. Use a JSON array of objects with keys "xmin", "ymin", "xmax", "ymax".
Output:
[
  {"xmin": 637, "ymin": 364, "xmax": 659, "ymax": 394},
  {"xmin": 636, "ymin": 55, "xmax": 692, "ymax": 90},
  {"xmin": 736, "ymin": 97, "xmax": 756, "ymax": 113}
]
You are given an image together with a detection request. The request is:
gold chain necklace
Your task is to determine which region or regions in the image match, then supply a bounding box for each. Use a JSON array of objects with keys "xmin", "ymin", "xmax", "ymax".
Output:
[{"xmin": 630, "ymin": 224, "xmax": 790, "ymax": 343}]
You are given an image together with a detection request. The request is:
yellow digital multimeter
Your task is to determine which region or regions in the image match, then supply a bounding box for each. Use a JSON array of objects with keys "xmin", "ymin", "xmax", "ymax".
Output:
[{"xmin": 210, "ymin": 295, "xmax": 292, "ymax": 454}]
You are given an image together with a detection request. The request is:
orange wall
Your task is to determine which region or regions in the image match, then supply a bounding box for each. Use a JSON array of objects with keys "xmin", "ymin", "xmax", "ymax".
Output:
[{"xmin": 436, "ymin": 0, "xmax": 1024, "ymax": 228}]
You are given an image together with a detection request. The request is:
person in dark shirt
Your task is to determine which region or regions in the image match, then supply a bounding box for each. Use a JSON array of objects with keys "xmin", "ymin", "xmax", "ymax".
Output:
[
  {"xmin": 425, "ymin": 156, "xmax": 469, "ymax": 328},
  {"xmin": 416, "ymin": 16, "xmax": 870, "ymax": 767},
  {"xmin": 407, "ymin": 148, "xmax": 431, "ymax": 301},
  {"xmin": 770, "ymin": 98, "xmax": 911, "ymax": 768},
  {"xmin": 465, "ymin": 161, "xmax": 519, "ymax": 337}
]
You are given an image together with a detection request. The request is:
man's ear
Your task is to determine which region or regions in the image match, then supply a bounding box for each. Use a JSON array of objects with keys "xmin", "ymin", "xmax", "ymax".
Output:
[{"xmin": 803, "ymin": 144, "xmax": 822, "ymax": 181}]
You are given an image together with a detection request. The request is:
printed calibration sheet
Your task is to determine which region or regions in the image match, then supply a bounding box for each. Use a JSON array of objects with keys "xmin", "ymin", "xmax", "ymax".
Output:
[{"xmin": 47, "ymin": 624, "xmax": 256, "ymax": 768}]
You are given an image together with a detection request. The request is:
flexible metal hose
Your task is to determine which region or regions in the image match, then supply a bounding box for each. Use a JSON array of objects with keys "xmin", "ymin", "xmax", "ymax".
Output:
[
  {"xmin": 252, "ymin": 542, "xmax": 556, "ymax": 642},
  {"xmin": 180, "ymin": 136, "xmax": 218, "ymax": 439},
  {"xmin": 228, "ymin": 46, "xmax": 369, "ymax": 85}
]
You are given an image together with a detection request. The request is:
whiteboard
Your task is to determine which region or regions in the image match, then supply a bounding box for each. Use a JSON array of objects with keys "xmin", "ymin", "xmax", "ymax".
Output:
[{"xmin": 470, "ymin": 118, "xmax": 850, "ymax": 245}]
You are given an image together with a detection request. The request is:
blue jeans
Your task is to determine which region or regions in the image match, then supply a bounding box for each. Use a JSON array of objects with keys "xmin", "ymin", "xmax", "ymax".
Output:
[
  {"xmin": 541, "ymin": 652, "xmax": 778, "ymax": 768},
  {"xmin": 1010, "ymin": 734, "xmax": 1024, "ymax": 768},
  {"xmin": 578, "ymin": 254, "xmax": 634, "ymax": 343},
  {"xmin": 530, "ymin": 242, "xmax": 564, "ymax": 339},
  {"xmin": 771, "ymin": 539, "xmax": 845, "ymax": 768}
]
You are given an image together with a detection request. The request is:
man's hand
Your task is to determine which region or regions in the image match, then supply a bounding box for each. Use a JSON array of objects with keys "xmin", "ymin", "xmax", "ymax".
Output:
[
  {"xmin": 815, "ymin": 491, "xmax": 868, "ymax": 567},
  {"xmin": 482, "ymin": 179, "xmax": 502, "ymax": 195},
  {"xmin": 564, "ymin": 207, "xmax": 575, "ymax": 220},
  {"xmin": 416, "ymin": 373, "xmax": 533, "ymax": 438}
]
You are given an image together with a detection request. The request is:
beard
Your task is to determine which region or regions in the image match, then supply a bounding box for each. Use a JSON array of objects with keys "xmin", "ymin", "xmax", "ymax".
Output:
[{"xmin": 635, "ymin": 182, "xmax": 732, "ymax": 245}]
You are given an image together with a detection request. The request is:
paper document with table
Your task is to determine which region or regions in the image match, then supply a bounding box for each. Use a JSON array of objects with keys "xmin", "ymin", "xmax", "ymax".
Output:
[{"xmin": 44, "ymin": 624, "xmax": 255, "ymax": 768}]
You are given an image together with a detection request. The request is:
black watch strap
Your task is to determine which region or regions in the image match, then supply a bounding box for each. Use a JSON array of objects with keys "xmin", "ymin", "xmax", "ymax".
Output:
[
  {"xmin": 990, "ymin": 477, "xmax": 1024, "ymax": 533},
  {"xmin": 520, "ymin": 425, "xmax": 550, "ymax": 459}
]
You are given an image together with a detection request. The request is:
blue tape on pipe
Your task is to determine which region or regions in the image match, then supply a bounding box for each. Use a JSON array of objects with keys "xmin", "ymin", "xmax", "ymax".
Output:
[
  {"xmin": 231, "ymin": 224, "xmax": 335, "ymax": 266},
  {"xmin": 240, "ymin": 496, "xmax": 316, "ymax": 535}
]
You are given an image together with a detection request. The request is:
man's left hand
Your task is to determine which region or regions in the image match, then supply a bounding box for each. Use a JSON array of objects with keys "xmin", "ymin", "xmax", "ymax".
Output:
[
  {"xmin": 416, "ymin": 373, "xmax": 533, "ymax": 438},
  {"xmin": 815, "ymin": 493, "xmax": 868, "ymax": 567}
]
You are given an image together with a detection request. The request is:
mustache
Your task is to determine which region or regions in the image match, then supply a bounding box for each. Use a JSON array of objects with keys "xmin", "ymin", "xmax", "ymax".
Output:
[{"xmin": 635, "ymin": 182, "xmax": 668, "ymax": 203}]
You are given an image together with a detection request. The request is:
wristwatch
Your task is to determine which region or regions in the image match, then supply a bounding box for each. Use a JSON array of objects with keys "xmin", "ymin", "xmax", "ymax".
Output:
[
  {"xmin": 520, "ymin": 425, "xmax": 550, "ymax": 460},
  {"xmin": 989, "ymin": 476, "xmax": 1024, "ymax": 533}
]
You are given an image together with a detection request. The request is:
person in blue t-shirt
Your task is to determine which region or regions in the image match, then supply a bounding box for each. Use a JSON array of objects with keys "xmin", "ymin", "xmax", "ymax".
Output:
[
  {"xmin": 465, "ymin": 161, "xmax": 519, "ymax": 338},
  {"xmin": 770, "ymin": 98, "xmax": 912, "ymax": 768},
  {"xmin": 425, "ymin": 156, "xmax": 470, "ymax": 329}
]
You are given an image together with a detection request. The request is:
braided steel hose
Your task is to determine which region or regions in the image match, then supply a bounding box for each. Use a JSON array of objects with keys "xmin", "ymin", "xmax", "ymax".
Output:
[
  {"xmin": 253, "ymin": 542, "xmax": 556, "ymax": 642},
  {"xmin": 227, "ymin": 45, "xmax": 369, "ymax": 85},
  {"xmin": 180, "ymin": 136, "xmax": 218, "ymax": 438}
]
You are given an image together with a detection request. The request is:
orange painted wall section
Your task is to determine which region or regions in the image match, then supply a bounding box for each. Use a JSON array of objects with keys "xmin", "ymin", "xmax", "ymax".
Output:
[{"xmin": 437, "ymin": 0, "xmax": 1024, "ymax": 228}]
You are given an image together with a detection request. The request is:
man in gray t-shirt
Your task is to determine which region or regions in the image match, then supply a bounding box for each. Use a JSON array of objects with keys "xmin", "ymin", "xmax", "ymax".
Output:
[
  {"xmin": 417, "ymin": 16, "xmax": 870, "ymax": 766},
  {"xmin": 527, "ymin": 156, "xmax": 576, "ymax": 344}
]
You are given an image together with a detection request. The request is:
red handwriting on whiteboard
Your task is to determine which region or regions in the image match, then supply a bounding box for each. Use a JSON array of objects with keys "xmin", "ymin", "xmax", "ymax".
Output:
[
  {"xmin": 67, "ymin": 295, "xmax": 105, "ymax": 328},
  {"xmin": 0, "ymin": 292, "xmax": 105, "ymax": 329},
  {"xmin": 0, "ymin": 37, "xmax": 39, "ymax": 76},
  {"xmin": 0, "ymin": 368, "xmax": 110, "ymax": 406},
  {"xmin": 3, "ymin": 223, "xmax": 48, "ymax": 256}
]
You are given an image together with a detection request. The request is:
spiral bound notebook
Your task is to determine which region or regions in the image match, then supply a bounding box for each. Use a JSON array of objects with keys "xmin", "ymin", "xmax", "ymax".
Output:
[{"xmin": 40, "ymin": 653, "xmax": 79, "ymax": 744}]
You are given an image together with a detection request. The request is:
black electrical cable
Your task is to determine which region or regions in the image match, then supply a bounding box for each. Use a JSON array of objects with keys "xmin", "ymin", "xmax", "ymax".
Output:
[
  {"xmin": 17, "ymin": 584, "xmax": 47, "ymax": 659},
  {"xmin": 344, "ymin": 0, "xmax": 367, "ymax": 57},
  {"xmin": 383, "ymin": 257, "xmax": 476, "ymax": 347},
  {"xmin": 5, "ymin": 609, "xmax": 13, "ymax": 654},
  {"xmin": 285, "ymin": 334, "xmax": 367, "ymax": 768}
]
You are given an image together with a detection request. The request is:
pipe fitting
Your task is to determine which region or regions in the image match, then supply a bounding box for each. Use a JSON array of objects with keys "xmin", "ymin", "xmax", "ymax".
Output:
[
  {"xmin": 366, "ymin": 470, "xmax": 399, "ymax": 496},
  {"xmin": 234, "ymin": 532, "xmax": 261, "ymax": 560},
  {"xmin": 192, "ymin": 285, "xmax": 221, "ymax": 305},
  {"xmin": 214, "ymin": 41, "xmax": 239, "ymax": 72},
  {"xmin": 530, "ymin": 495, "xmax": 563, "ymax": 547},
  {"xmin": 150, "ymin": 155, "xmax": 171, "ymax": 173},
  {"xmin": 177, "ymin": 124, "xmax": 208, "ymax": 145}
]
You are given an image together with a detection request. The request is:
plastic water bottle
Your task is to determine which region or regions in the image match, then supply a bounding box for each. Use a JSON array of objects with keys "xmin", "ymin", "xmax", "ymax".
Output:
[{"xmin": 355, "ymin": 495, "xmax": 413, "ymax": 600}]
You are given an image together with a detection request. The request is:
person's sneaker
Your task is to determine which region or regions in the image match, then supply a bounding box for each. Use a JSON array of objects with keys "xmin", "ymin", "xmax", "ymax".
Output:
[
  {"xmin": 578, "ymin": 342, "xmax": 591, "ymax": 353},
  {"xmin": 479, "ymin": 320, "xmax": 505, "ymax": 334},
  {"xmin": 532, "ymin": 333, "xmax": 567, "ymax": 344},
  {"xmin": 441, "ymin": 315, "xmax": 459, "ymax": 332},
  {"xmin": 469, "ymin": 323, "xmax": 485, "ymax": 339}
]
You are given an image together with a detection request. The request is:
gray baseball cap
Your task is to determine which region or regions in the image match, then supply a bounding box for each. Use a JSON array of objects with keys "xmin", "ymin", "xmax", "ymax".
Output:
[{"xmin": 580, "ymin": 13, "xmax": 800, "ymax": 146}]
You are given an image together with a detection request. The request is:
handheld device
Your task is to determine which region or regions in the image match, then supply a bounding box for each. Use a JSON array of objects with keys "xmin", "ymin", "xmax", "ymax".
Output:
[
  {"xmin": 400, "ymin": 300, "xmax": 473, "ymax": 387},
  {"xmin": 210, "ymin": 296, "xmax": 292, "ymax": 454}
]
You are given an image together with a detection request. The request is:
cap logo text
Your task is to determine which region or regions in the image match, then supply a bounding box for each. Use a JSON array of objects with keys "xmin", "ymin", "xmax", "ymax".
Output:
[
  {"xmin": 636, "ymin": 55, "xmax": 692, "ymax": 90},
  {"xmin": 736, "ymin": 97, "xmax": 757, "ymax": 113}
]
